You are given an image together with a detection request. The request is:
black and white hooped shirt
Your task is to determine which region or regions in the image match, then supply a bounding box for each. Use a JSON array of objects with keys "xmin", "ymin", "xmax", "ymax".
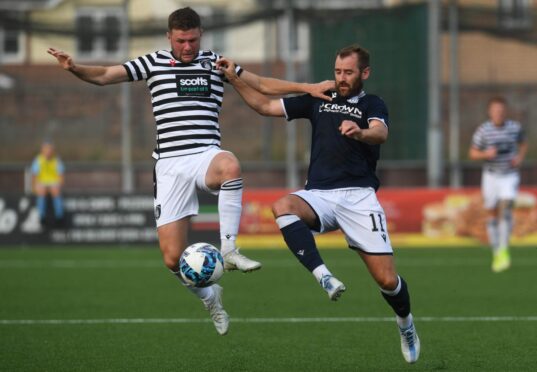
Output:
[{"xmin": 123, "ymin": 49, "xmax": 242, "ymax": 159}]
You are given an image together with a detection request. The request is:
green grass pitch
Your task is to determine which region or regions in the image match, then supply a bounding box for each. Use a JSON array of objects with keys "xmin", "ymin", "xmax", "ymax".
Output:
[{"xmin": 1, "ymin": 246, "xmax": 536, "ymax": 371}]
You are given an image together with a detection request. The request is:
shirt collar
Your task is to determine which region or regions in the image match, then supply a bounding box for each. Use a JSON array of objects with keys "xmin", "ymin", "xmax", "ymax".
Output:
[{"xmin": 332, "ymin": 90, "xmax": 366, "ymax": 103}]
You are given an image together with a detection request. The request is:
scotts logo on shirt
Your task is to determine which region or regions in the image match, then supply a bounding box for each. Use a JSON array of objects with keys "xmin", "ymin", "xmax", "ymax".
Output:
[
  {"xmin": 319, "ymin": 102, "xmax": 362, "ymax": 119},
  {"xmin": 176, "ymin": 74, "xmax": 211, "ymax": 97}
]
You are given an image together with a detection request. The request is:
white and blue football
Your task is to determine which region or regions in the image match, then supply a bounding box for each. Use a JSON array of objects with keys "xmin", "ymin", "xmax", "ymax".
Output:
[{"xmin": 179, "ymin": 242, "xmax": 224, "ymax": 287}]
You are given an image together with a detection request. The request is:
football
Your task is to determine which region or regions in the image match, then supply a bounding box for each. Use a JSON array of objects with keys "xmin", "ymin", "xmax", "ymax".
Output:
[{"xmin": 179, "ymin": 242, "xmax": 224, "ymax": 287}]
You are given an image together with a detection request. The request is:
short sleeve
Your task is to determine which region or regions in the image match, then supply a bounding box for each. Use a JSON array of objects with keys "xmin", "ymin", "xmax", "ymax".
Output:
[
  {"xmin": 367, "ymin": 96, "xmax": 389, "ymax": 127},
  {"xmin": 281, "ymin": 94, "xmax": 315, "ymax": 121},
  {"xmin": 517, "ymin": 125, "xmax": 526, "ymax": 143},
  {"xmin": 57, "ymin": 159, "xmax": 65, "ymax": 174},
  {"xmin": 472, "ymin": 126, "xmax": 486, "ymax": 149},
  {"xmin": 30, "ymin": 158, "xmax": 39, "ymax": 174},
  {"xmin": 123, "ymin": 53, "xmax": 153, "ymax": 81}
]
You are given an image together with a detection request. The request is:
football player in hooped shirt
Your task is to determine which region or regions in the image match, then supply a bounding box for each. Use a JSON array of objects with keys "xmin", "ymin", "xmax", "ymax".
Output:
[
  {"xmin": 47, "ymin": 7, "xmax": 334, "ymax": 336},
  {"xmin": 217, "ymin": 45, "xmax": 420, "ymax": 364}
]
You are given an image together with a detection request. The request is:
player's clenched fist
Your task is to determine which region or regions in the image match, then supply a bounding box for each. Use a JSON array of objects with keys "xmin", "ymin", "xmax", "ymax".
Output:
[
  {"xmin": 47, "ymin": 48, "xmax": 75, "ymax": 71},
  {"xmin": 339, "ymin": 120, "xmax": 362, "ymax": 140},
  {"xmin": 216, "ymin": 58, "xmax": 238, "ymax": 81}
]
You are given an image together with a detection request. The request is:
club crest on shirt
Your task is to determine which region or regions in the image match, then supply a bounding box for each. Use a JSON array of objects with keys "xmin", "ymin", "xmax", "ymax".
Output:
[
  {"xmin": 347, "ymin": 96, "xmax": 359, "ymax": 104},
  {"xmin": 199, "ymin": 58, "xmax": 213, "ymax": 71},
  {"xmin": 169, "ymin": 59, "xmax": 176, "ymax": 67}
]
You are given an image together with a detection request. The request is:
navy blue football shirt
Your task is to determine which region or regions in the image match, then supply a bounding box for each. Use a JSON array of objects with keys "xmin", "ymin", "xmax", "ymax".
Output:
[{"xmin": 282, "ymin": 90, "xmax": 388, "ymax": 191}]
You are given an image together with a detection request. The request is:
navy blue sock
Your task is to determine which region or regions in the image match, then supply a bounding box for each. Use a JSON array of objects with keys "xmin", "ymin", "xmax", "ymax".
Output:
[
  {"xmin": 280, "ymin": 220, "xmax": 324, "ymax": 272},
  {"xmin": 381, "ymin": 277, "xmax": 411, "ymax": 318}
]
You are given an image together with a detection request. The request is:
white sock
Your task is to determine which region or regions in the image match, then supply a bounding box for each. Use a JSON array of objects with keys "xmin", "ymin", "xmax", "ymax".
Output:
[
  {"xmin": 219, "ymin": 178, "xmax": 243, "ymax": 256},
  {"xmin": 312, "ymin": 264, "xmax": 332, "ymax": 282},
  {"xmin": 220, "ymin": 239, "xmax": 235, "ymax": 256},
  {"xmin": 275, "ymin": 214, "xmax": 300, "ymax": 229},
  {"xmin": 486, "ymin": 218, "xmax": 500, "ymax": 253},
  {"xmin": 397, "ymin": 312, "xmax": 413, "ymax": 328},
  {"xmin": 171, "ymin": 269, "xmax": 213, "ymax": 301},
  {"xmin": 187, "ymin": 285, "xmax": 214, "ymax": 302},
  {"xmin": 498, "ymin": 211, "xmax": 512, "ymax": 250}
]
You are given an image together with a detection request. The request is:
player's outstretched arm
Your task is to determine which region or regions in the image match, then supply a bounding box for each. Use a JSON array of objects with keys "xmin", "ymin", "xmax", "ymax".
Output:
[
  {"xmin": 217, "ymin": 58, "xmax": 285, "ymax": 117},
  {"xmin": 239, "ymin": 70, "xmax": 334, "ymax": 101},
  {"xmin": 47, "ymin": 48, "xmax": 128, "ymax": 86}
]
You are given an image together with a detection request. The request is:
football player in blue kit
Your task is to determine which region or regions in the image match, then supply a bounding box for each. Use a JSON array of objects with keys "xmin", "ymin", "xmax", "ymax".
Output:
[{"xmin": 217, "ymin": 45, "xmax": 420, "ymax": 363}]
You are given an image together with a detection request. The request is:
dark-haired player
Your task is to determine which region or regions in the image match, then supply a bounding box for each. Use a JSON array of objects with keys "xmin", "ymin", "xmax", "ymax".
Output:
[{"xmin": 47, "ymin": 7, "xmax": 333, "ymax": 335}]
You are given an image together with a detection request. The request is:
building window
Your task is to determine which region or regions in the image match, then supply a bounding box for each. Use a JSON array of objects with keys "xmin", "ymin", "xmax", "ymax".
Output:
[
  {"xmin": 195, "ymin": 6, "xmax": 227, "ymax": 54},
  {"xmin": 278, "ymin": 17, "xmax": 309, "ymax": 63},
  {"xmin": 499, "ymin": 0, "xmax": 532, "ymax": 30},
  {"xmin": 0, "ymin": 15, "xmax": 25, "ymax": 63},
  {"xmin": 76, "ymin": 8, "xmax": 124, "ymax": 61}
]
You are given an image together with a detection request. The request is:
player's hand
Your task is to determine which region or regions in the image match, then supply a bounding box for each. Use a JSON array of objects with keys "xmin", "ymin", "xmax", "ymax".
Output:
[
  {"xmin": 339, "ymin": 120, "xmax": 362, "ymax": 140},
  {"xmin": 216, "ymin": 57, "xmax": 238, "ymax": 81},
  {"xmin": 511, "ymin": 154, "xmax": 523, "ymax": 167},
  {"xmin": 47, "ymin": 48, "xmax": 75, "ymax": 71},
  {"xmin": 483, "ymin": 147, "xmax": 497, "ymax": 160},
  {"xmin": 307, "ymin": 80, "xmax": 335, "ymax": 101}
]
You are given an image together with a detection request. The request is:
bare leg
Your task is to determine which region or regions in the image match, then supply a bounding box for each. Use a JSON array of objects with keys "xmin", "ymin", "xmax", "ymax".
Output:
[
  {"xmin": 358, "ymin": 251, "xmax": 419, "ymax": 363},
  {"xmin": 357, "ymin": 251, "xmax": 411, "ymax": 319},
  {"xmin": 485, "ymin": 206, "xmax": 500, "ymax": 253},
  {"xmin": 492, "ymin": 199, "xmax": 513, "ymax": 272},
  {"xmin": 157, "ymin": 217, "xmax": 190, "ymax": 271},
  {"xmin": 158, "ymin": 216, "xmax": 228, "ymax": 335},
  {"xmin": 357, "ymin": 252, "xmax": 399, "ymax": 291}
]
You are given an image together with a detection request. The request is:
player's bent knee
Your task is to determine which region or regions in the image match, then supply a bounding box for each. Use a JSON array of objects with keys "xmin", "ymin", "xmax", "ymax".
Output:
[
  {"xmin": 217, "ymin": 153, "xmax": 241, "ymax": 179},
  {"xmin": 163, "ymin": 257, "xmax": 179, "ymax": 271},
  {"xmin": 161, "ymin": 250, "xmax": 181, "ymax": 270},
  {"xmin": 272, "ymin": 197, "xmax": 294, "ymax": 218},
  {"xmin": 226, "ymin": 160, "xmax": 241, "ymax": 179},
  {"xmin": 376, "ymin": 274, "xmax": 399, "ymax": 291}
]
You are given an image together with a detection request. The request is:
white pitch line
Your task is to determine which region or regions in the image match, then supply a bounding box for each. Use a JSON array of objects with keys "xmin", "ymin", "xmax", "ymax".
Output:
[
  {"xmin": 0, "ymin": 260, "xmax": 164, "ymax": 268},
  {"xmin": 1, "ymin": 258, "xmax": 537, "ymax": 269},
  {"xmin": 1, "ymin": 316, "xmax": 537, "ymax": 326}
]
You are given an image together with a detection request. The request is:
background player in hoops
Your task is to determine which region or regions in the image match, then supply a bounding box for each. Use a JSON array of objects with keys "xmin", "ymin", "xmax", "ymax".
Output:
[
  {"xmin": 217, "ymin": 45, "xmax": 420, "ymax": 363},
  {"xmin": 47, "ymin": 7, "xmax": 333, "ymax": 335},
  {"xmin": 469, "ymin": 96, "xmax": 527, "ymax": 272}
]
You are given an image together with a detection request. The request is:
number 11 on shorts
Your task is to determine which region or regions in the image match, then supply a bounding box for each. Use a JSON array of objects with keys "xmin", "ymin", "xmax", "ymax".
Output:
[{"xmin": 369, "ymin": 213, "xmax": 385, "ymax": 232}]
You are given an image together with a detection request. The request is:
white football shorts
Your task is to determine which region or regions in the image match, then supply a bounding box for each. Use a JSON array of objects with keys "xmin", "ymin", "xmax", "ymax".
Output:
[
  {"xmin": 481, "ymin": 170, "xmax": 520, "ymax": 209},
  {"xmin": 153, "ymin": 146, "xmax": 228, "ymax": 228},
  {"xmin": 292, "ymin": 187, "xmax": 393, "ymax": 255}
]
